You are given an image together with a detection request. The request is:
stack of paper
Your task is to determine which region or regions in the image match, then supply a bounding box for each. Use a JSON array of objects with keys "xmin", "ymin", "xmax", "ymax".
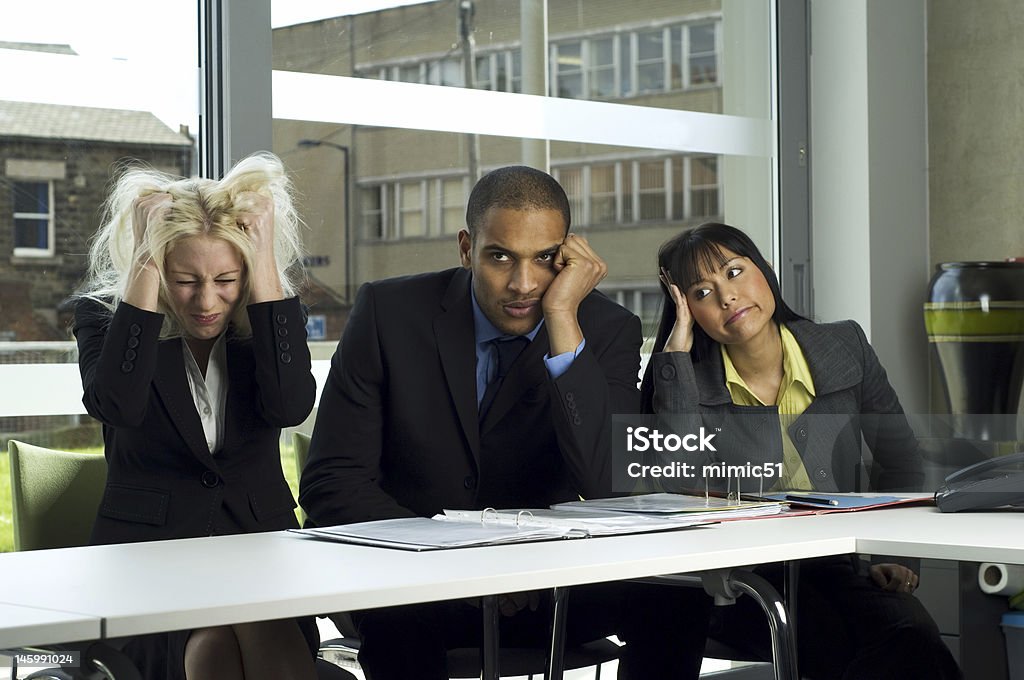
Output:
[
  {"xmin": 294, "ymin": 503, "xmax": 714, "ymax": 551},
  {"xmin": 552, "ymin": 493, "xmax": 786, "ymax": 522}
]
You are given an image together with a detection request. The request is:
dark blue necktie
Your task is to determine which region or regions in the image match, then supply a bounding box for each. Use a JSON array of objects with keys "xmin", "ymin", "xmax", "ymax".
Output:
[{"xmin": 479, "ymin": 336, "xmax": 529, "ymax": 421}]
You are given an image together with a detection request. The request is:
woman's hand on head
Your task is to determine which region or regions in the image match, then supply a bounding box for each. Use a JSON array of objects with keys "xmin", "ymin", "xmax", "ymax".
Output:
[
  {"xmin": 235, "ymin": 191, "xmax": 275, "ymax": 260},
  {"xmin": 131, "ymin": 192, "xmax": 173, "ymax": 265},
  {"xmin": 660, "ymin": 267, "xmax": 694, "ymax": 353},
  {"xmin": 235, "ymin": 191, "xmax": 284, "ymax": 302}
]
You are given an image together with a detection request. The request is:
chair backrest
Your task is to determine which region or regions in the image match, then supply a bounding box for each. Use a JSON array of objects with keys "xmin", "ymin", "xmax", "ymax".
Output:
[
  {"xmin": 293, "ymin": 431, "xmax": 312, "ymax": 477},
  {"xmin": 292, "ymin": 431, "xmax": 312, "ymax": 524},
  {"xmin": 8, "ymin": 440, "xmax": 107, "ymax": 551}
]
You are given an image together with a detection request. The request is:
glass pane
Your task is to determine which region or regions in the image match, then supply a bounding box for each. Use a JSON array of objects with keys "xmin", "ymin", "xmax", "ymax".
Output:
[
  {"xmin": 14, "ymin": 219, "xmax": 49, "ymax": 249},
  {"xmin": 638, "ymin": 30, "xmax": 663, "ymax": 61},
  {"xmin": 13, "ymin": 182, "xmax": 48, "ymax": 214},
  {"xmin": 690, "ymin": 23, "xmax": 716, "ymax": 54},
  {"xmin": 690, "ymin": 55, "xmax": 717, "ymax": 85},
  {"xmin": 620, "ymin": 34, "xmax": 632, "ymax": 95},
  {"xmin": 442, "ymin": 178, "xmax": 465, "ymax": 235},
  {"xmin": 558, "ymin": 167, "xmax": 583, "ymax": 228},
  {"xmin": 0, "ymin": 0, "xmax": 199, "ymax": 354},
  {"xmin": 671, "ymin": 27, "xmax": 683, "ymax": 90},
  {"xmin": 672, "ymin": 157, "xmax": 685, "ymax": 220},
  {"xmin": 272, "ymin": 0, "xmax": 774, "ymax": 346},
  {"xmin": 590, "ymin": 164, "xmax": 616, "ymax": 224},
  {"xmin": 400, "ymin": 182, "xmax": 425, "ymax": 237}
]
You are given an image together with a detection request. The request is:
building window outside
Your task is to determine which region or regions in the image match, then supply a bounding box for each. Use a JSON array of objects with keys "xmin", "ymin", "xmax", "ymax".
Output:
[
  {"xmin": 440, "ymin": 177, "xmax": 466, "ymax": 235},
  {"xmin": 12, "ymin": 180, "xmax": 54, "ymax": 257},
  {"xmin": 589, "ymin": 164, "xmax": 617, "ymax": 224},
  {"xmin": 361, "ymin": 185, "xmax": 386, "ymax": 240},
  {"xmin": 690, "ymin": 155, "xmax": 720, "ymax": 218},
  {"xmin": 360, "ymin": 20, "xmax": 719, "ymax": 100},
  {"xmin": 398, "ymin": 180, "xmax": 427, "ymax": 238},
  {"xmin": 361, "ymin": 155, "xmax": 718, "ymax": 242},
  {"xmin": 553, "ymin": 41, "xmax": 582, "ymax": 99},
  {"xmin": 635, "ymin": 28, "xmax": 667, "ymax": 94},
  {"xmin": 557, "ymin": 167, "xmax": 583, "ymax": 226},
  {"xmin": 637, "ymin": 159, "xmax": 668, "ymax": 221},
  {"xmin": 688, "ymin": 22, "xmax": 718, "ymax": 87}
]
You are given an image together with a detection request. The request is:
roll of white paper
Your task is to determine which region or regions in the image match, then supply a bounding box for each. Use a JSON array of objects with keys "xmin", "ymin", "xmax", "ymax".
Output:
[{"xmin": 979, "ymin": 563, "xmax": 1024, "ymax": 596}]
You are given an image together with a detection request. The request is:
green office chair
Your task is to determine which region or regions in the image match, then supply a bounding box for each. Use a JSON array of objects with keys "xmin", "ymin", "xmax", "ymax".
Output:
[
  {"xmin": 8, "ymin": 440, "xmax": 107, "ymax": 551},
  {"xmin": 292, "ymin": 432, "xmax": 622, "ymax": 679},
  {"xmin": 6, "ymin": 440, "xmax": 353, "ymax": 680}
]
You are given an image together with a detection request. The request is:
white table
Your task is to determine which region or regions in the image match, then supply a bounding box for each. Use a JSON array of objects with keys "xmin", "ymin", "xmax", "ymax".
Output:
[
  {"xmin": 0, "ymin": 519, "xmax": 851, "ymax": 642},
  {"xmin": 0, "ymin": 507, "xmax": 1017, "ymax": 675},
  {"xmin": 0, "ymin": 603, "xmax": 100, "ymax": 649}
]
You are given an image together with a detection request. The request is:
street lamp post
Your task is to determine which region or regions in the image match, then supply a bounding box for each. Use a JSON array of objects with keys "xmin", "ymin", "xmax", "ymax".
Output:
[{"xmin": 297, "ymin": 138, "xmax": 352, "ymax": 304}]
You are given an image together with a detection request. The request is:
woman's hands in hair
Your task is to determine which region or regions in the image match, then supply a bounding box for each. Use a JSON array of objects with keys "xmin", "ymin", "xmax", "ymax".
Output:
[
  {"xmin": 131, "ymin": 193, "xmax": 173, "ymax": 268},
  {"xmin": 122, "ymin": 193, "xmax": 171, "ymax": 312},
  {"xmin": 235, "ymin": 191, "xmax": 284, "ymax": 303},
  {"xmin": 660, "ymin": 267, "xmax": 694, "ymax": 353}
]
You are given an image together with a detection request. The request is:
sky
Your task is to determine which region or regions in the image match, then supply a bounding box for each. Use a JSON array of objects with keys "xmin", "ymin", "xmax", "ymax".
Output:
[{"xmin": 0, "ymin": 0, "xmax": 427, "ymax": 129}]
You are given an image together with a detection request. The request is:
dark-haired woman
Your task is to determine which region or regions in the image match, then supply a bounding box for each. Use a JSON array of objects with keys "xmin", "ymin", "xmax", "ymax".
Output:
[{"xmin": 640, "ymin": 222, "xmax": 961, "ymax": 680}]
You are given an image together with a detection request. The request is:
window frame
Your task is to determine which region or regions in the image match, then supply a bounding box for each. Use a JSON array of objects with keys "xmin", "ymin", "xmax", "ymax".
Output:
[{"xmin": 11, "ymin": 179, "xmax": 55, "ymax": 258}]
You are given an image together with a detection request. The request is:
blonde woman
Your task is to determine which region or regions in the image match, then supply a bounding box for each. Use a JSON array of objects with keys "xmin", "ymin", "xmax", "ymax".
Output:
[{"xmin": 74, "ymin": 153, "xmax": 317, "ymax": 680}]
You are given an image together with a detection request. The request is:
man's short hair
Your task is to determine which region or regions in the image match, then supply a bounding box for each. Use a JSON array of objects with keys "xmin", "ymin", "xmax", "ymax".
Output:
[{"xmin": 465, "ymin": 165, "xmax": 571, "ymax": 237}]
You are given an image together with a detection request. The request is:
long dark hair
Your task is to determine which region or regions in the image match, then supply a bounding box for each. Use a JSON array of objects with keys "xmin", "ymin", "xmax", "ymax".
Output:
[{"xmin": 640, "ymin": 222, "xmax": 806, "ymax": 410}]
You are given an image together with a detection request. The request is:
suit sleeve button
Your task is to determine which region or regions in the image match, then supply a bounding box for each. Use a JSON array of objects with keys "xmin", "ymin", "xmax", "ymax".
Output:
[
  {"xmin": 129, "ymin": 323, "xmax": 142, "ymax": 337},
  {"xmin": 276, "ymin": 313, "xmax": 287, "ymax": 324},
  {"xmin": 120, "ymin": 361, "xmax": 134, "ymax": 373},
  {"xmin": 280, "ymin": 353, "xmax": 292, "ymax": 364},
  {"xmin": 127, "ymin": 337, "xmax": 140, "ymax": 349},
  {"xmin": 124, "ymin": 349, "xmax": 137, "ymax": 361},
  {"xmin": 279, "ymin": 341, "xmax": 290, "ymax": 351},
  {"xmin": 277, "ymin": 327, "xmax": 289, "ymax": 337},
  {"xmin": 660, "ymin": 364, "xmax": 677, "ymax": 380}
]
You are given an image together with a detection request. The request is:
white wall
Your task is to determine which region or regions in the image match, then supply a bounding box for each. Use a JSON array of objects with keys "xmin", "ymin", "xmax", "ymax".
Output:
[{"xmin": 809, "ymin": 0, "xmax": 929, "ymax": 412}]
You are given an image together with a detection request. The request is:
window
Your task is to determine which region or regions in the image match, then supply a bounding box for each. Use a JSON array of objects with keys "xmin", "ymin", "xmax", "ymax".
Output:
[
  {"xmin": 12, "ymin": 180, "xmax": 54, "ymax": 257},
  {"xmin": 361, "ymin": 185, "xmax": 386, "ymax": 240},
  {"xmin": 688, "ymin": 23, "xmax": 718, "ymax": 86},
  {"xmin": 589, "ymin": 164, "xmax": 617, "ymax": 224},
  {"xmin": 440, "ymin": 178, "xmax": 465, "ymax": 235},
  {"xmin": 553, "ymin": 42, "xmax": 582, "ymax": 99},
  {"xmin": 636, "ymin": 29, "xmax": 666, "ymax": 94},
  {"xmin": 690, "ymin": 156, "xmax": 720, "ymax": 218},
  {"xmin": 399, "ymin": 181, "xmax": 426, "ymax": 238},
  {"xmin": 588, "ymin": 37, "xmax": 616, "ymax": 99},
  {"xmin": 558, "ymin": 167, "xmax": 583, "ymax": 226},
  {"xmin": 637, "ymin": 160, "xmax": 667, "ymax": 221}
]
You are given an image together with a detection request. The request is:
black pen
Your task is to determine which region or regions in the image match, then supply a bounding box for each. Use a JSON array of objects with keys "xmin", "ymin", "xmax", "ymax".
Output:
[{"xmin": 785, "ymin": 494, "xmax": 839, "ymax": 507}]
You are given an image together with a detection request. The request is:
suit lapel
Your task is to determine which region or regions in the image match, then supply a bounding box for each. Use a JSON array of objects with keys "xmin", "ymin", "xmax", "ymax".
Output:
[
  {"xmin": 480, "ymin": 324, "xmax": 549, "ymax": 433},
  {"xmin": 152, "ymin": 339, "xmax": 222, "ymax": 471},
  {"xmin": 787, "ymin": 320, "xmax": 863, "ymax": 395},
  {"xmin": 434, "ymin": 269, "xmax": 482, "ymax": 461}
]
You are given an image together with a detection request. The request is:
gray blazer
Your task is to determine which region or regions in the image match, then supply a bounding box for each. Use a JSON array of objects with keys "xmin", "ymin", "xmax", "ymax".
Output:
[{"xmin": 649, "ymin": 319, "xmax": 925, "ymax": 493}]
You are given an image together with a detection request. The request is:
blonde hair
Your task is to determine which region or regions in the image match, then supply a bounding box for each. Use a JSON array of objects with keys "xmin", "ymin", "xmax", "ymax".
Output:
[{"xmin": 80, "ymin": 152, "xmax": 305, "ymax": 338}]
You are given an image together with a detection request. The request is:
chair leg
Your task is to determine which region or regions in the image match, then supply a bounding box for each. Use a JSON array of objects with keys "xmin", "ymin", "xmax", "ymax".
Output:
[
  {"xmin": 482, "ymin": 595, "xmax": 500, "ymax": 680},
  {"xmin": 545, "ymin": 586, "xmax": 569, "ymax": 680}
]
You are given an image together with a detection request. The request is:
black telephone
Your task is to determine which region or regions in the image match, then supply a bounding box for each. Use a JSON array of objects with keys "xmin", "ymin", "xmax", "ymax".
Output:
[{"xmin": 935, "ymin": 450, "xmax": 1024, "ymax": 512}]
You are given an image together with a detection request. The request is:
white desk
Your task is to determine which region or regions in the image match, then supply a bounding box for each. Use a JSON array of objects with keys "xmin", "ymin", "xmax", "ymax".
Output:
[
  {"xmin": 0, "ymin": 603, "xmax": 100, "ymax": 648},
  {"xmin": 0, "ymin": 519, "xmax": 851, "ymax": 641},
  {"xmin": 0, "ymin": 508, "xmax": 1018, "ymax": 666}
]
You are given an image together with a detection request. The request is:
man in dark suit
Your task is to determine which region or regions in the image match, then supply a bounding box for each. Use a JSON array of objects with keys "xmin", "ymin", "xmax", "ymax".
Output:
[{"xmin": 300, "ymin": 165, "xmax": 710, "ymax": 680}]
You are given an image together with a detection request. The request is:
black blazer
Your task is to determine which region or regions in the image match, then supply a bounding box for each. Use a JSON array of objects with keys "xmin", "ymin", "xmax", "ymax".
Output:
[
  {"xmin": 74, "ymin": 297, "xmax": 315, "ymax": 545},
  {"xmin": 649, "ymin": 319, "xmax": 925, "ymax": 492},
  {"xmin": 299, "ymin": 267, "xmax": 642, "ymax": 526}
]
